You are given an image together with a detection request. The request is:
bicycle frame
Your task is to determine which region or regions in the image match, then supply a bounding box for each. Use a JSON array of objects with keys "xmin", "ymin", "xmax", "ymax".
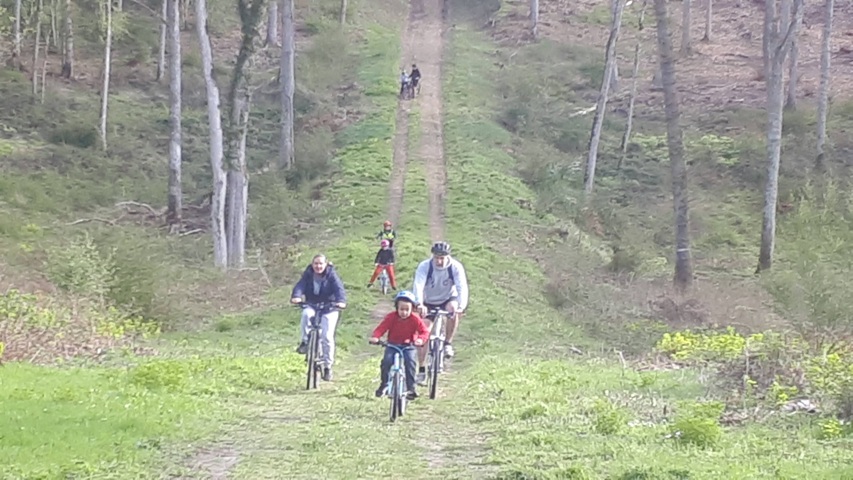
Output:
[
  {"xmin": 378, "ymin": 268, "xmax": 389, "ymax": 295},
  {"xmin": 374, "ymin": 341, "xmax": 410, "ymax": 422},
  {"xmin": 295, "ymin": 301, "xmax": 341, "ymax": 390},
  {"xmin": 425, "ymin": 308, "xmax": 449, "ymax": 400}
]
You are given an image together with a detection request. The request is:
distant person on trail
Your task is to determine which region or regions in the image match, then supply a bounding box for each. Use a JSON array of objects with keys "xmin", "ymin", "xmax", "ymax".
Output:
[
  {"xmin": 290, "ymin": 254, "xmax": 348, "ymax": 382},
  {"xmin": 410, "ymin": 64, "xmax": 421, "ymax": 94},
  {"xmin": 400, "ymin": 70, "xmax": 411, "ymax": 96},
  {"xmin": 411, "ymin": 241, "xmax": 469, "ymax": 385},
  {"xmin": 369, "ymin": 290, "xmax": 429, "ymax": 400},
  {"xmin": 368, "ymin": 239, "xmax": 398, "ymax": 289},
  {"xmin": 376, "ymin": 220, "xmax": 397, "ymax": 248}
]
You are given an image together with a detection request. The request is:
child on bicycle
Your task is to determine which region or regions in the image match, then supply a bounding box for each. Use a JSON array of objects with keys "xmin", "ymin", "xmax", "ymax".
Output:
[
  {"xmin": 376, "ymin": 220, "xmax": 397, "ymax": 248},
  {"xmin": 367, "ymin": 239, "xmax": 397, "ymax": 289},
  {"xmin": 399, "ymin": 70, "xmax": 411, "ymax": 97},
  {"xmin": 369, "ymin": 291, "xmax": 429, "ymax": 400}
]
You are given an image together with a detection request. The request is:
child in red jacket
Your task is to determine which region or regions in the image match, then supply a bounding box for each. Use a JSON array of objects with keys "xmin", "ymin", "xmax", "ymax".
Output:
[{"xmin": 369, "ymin": 290, "xmax": 429, "ymax": 399}]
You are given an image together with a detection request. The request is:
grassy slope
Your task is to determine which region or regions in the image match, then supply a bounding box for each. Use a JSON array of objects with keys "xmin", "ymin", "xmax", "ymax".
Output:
[{"xmin": 437, "ymin": 16, "xmax": 853, "ymax": 479}]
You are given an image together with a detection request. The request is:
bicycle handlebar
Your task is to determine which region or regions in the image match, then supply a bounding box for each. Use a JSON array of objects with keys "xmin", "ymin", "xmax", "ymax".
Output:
[
  {"xmin": 370, "ymin": 340, "xmax": 421, "ymax": 351},
  {"xmin": 292, "ymin": 300, "xmax": 346, "ymax": 311}
]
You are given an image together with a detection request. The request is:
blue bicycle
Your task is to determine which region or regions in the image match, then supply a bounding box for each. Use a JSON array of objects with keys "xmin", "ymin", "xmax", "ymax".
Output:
[
  {"xmin": 295, "ymin": 301, "xmax": 343, "ymax": 390},
  {"xmin": 372, "ymin": 341, "xmax": 409, "ymax": 422}
]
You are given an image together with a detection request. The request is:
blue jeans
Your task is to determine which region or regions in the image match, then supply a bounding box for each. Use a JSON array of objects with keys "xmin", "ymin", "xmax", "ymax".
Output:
[{"xmin": 380, "ymin": 345, "xmax": 417, "ymax": 392}]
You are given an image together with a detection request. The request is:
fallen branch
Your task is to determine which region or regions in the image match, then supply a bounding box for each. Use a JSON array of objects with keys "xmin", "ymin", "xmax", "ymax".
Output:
[
  {"xmin": 66, "ymin": 217, "xmax": 116, "ymax": 226},
  {"xmin": 115, "ymin": 201, "xmax": 160, "ymax": 216},
  {"xmin": 179, "ymin": 228, "xmax": 203, "ymax": 237}
]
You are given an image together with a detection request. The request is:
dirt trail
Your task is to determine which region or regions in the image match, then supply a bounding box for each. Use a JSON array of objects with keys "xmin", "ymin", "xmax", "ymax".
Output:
[{"xmin": 408, "ymin": 0, "xmax": 447, "ymax": 242}]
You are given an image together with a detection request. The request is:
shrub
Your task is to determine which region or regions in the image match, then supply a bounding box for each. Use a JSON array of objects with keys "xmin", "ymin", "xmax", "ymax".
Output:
[
  {"xmin": 46, "ymin": 233, "xmax": 115, "ymax": 300},
  {"xmin": 48, "ymin": 123, "xmax": 98, "ymax": 148},
  {"xmin": 672, "ymin": 401, "xmax": 725, "ymax": 448}
]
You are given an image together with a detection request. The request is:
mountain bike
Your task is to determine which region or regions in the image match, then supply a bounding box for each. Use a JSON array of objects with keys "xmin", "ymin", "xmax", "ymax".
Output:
[
  {"xmin": 426, "ymin": 308, "xmax": 449, "ymax": 400},
  {"xmin": 295, "ymin": 301, "xmax": 343, "ymax": 390},
  {"xmin": 373, "ymin": 341, "xmax": 409, "ymax": 422},
  {"xmin": 400, "ymin": 81, "xmax": 414, "ymax": 100},
  {"xmin": 378, "ymin": 267, "xmax": 390, "ymax": 295}
]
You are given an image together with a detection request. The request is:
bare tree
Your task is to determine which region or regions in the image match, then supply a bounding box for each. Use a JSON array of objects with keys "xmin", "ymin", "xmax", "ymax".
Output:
[
  {"xmin": 32, "ymin": 0, "xmax": 44, "ymax": 97},
  {"xmin": 584, "ymin": 0, "xmax": 626, "ymax": 194},
  {"xmin": 157, "ymin": 0, "xmax": 167, "ymax": 81},
  {"xmin": 757, "ymin": 0, "xmax": 802, "ymax": 273},
  {"xmin": 681, "ymin": 0, "xmax": 691, "ymax": 56},
  {"xmin": 530, "ymin": 0, "xmax": 539, "ymax": 39},
  {"xmin": 49, "ymin": 0, "xmax": 58, "ymax": 49},
  {"xmin": 339, "ymin": 0, "xmax": 347, "ymax": 26},
  {"xmin": 98, "ymin": 0, "xmax": 114, "ymax": 151},
  {"xmin": 620, "ymin": 2, "xmax": 647, "ymax": 165},
  {"xmin": 653, "ymin": 0, "xmax": 693, "ymax": 291},
  {"xmin": 702, "ymin": 0, "xmax": 711, "ymax": 42},
  {"xmin": 61, "ymin": 0, "xmax": 74, "ymax": 78},
  {"xmin": 280, "ymin": 0, "xmax": 295, "ymax": 170},
  {"xmin": 266, "ymin": 1, "xmax": 278, "ymax": 46},
  {"xmin": 13, "ymin": 0, "xmax": 22, "ymax": 69},
  {"xmin": 195, "ymin": 0, "xmax": 227, "ymax": 268},
  {"xmin": 166, "ymin": 0, "xmax": 182, "ymax": 230},
  {"xmin": 815, "ymin": 0, "xmax": 834, "ymax": 170},
  {"xmin": 785, "ymin": 4, "xmax": 803, "ymax": 109}
]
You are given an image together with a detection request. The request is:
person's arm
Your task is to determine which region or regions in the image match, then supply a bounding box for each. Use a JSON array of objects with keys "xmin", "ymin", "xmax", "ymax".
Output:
[
  {"xmin": 330, "ymin": 270, "xmax": 347, "ymax": 304},
  {"xmin": 374, "ymin": 250, "xmax": 381, "ymax": 264},
  {"xmin": 291, "ymin": 269, "xmax": 307, "ymax": 300},
  {"xmin": 412, "ymin": 261, "xmax": 428, "ymax": 304},
  {"xmin": 388, "ymin": 249, "xmax": 395, "ymax": 265},
  {"xmin": 413, "ymin": 315, "xmax": 430, "ymax": 345},
  {"xmin": 453, "ymin": 261, "xmax": 469, "ymax": 311},
  {"xmin": 370, "ymin": 315, "xmax": 393, "ymax": 341}
]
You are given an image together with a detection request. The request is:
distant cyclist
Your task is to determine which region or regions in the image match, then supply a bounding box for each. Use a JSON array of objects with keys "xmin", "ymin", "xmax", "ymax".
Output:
[
  {"xmin": 410, "ymin": 63, "xmax": 421, "ymax": 95},
  {"xmin": 399, "ymin": 70, "xmax": 411, "ymax": 97},
  {"xmin": 376, "ymin": 220, "xmax": 397, "ymax": 248},
  {"xmin": 411, "ymin": 241, "xmax": 469, "ymax": 384},
  {"xmin": 290, "ymin": 254, "xmax": 347, "ymax": 382},
  {"xmin": 368, "ymin": 239, "xmax": 398, "ymax": 289}
]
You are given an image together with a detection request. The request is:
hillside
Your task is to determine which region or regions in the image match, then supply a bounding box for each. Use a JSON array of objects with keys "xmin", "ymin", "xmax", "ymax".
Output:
[{"xmin": 3, "ymin": 0, "xmax": 853, "ymax": 477}]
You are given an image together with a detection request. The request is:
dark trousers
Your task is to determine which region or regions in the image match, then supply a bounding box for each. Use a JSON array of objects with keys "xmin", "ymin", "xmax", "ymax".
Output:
[{"xmin": 380, "ymin": 345, "xmax": 417, "ymax": 392}]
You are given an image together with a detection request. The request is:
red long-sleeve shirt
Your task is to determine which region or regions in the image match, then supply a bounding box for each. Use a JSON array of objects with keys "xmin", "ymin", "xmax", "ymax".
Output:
[{"xmin": 371, "ymin": 312, "xmax": 430, "ymax": 345}]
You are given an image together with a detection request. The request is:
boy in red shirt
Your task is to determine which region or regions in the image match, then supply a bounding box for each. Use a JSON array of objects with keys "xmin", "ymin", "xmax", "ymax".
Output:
[{"xmin": 369, "ymin": 290, "xmax": 429, "ymax": 399}]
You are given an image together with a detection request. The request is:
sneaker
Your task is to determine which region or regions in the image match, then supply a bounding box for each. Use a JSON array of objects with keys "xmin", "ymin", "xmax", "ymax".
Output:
[
  {"xmin": 322, "ymin": 367, "xmax": 333, "ymax": 382},
  {"xmin": 366, "ymin": 283, "xmax": 373, "ymax": 288},
  {"xmin": 444, "ymin": 344, "xmax": 455, "ymax": 358},
  {"xmin": 406, "ymin": 390, "xmax": 419, "ymax": 401},
  {"xmin": 416, "ymin": 371, "xmax": 427, "ymax": 385},
  {"xmin": 296, "ymin": 342, "xmax": 307, "ymax": 355},
  {"xmin": 375, "ymin": 386, "xmax": 385, "ymax": 398}
]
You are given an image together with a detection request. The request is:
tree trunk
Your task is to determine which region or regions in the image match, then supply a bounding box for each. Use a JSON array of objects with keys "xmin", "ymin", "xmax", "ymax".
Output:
[
  {"xmin": 280, "ymin": 0, "xmax": 295, "ymax": 170},
  {"xmin": 815, "ymin": 0, "xmax": 834, "ymax": 170},
  {"xmin": 785, "ymin": 5, "xmax": 803, "ymax": 110},
  {"xmin": 157, "ymin": 0, "xmax": 167, "ymax": 81},
  {"xmin": 681, "ymin": 0, "xmax": 691, "ymax": 56},
  {"xmin": 339, "ymin": 0, "xmax": 347, "ymax": 26},
  {"xmin": 266, "ymin": 1, "xmax": 278, "ymax": 46},
  {"xmin": 530, "ymin": 0, "xmax": 539, "ymax": 39},
  {"xmin": 61, "ymin": 0, "xmax": 74, "ymax": 78},
  {"xmin": 167, "ymin": 0, "xmax": 182, "ymax": 230},
  {"xmin": 584, "ymin": 0, "xmax": 625, "ymax": 194},
  {"xmin": 98, "ymin": 0, "xmax": 113, "ymax": 152},
  {"xmin": 195, "ymin": 0, "xmax": 227, "ymax": 268},
  {"xmin": 223, "ymin": 0, "xmax": 264, "ymax": 268},
  {"xmin": 758, "ymin": 0, "xmax": 802, "ymax": 273},
  {"xmin": 702, "ymin": 0, "xmax": 711, "ymax": 42},
  {"xmin": 32, "ymin": 0, "xmax": 43, "ymax": 97},
  {"xmin": 619, "ymin": 43, "xmax": 641, "ymax": 160},
  {"xmin": 13, "ymin": 0, "xmax": 22, "ymax": 69},
  {"xmin": 654, "ymin": 0, "xmax": 693, "ymax": 291},
  {"xmin": 49, "ymin": 0, "xmax": 58, "ymax": 50}
]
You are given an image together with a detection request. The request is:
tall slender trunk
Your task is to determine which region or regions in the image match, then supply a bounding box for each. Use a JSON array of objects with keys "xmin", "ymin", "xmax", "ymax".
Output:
[
  {"xmin": 279, "ymin": 0, "xmax": 295, "ymax": 170},
  {"xmin": 815, "ymin": 0, "xmax": 834, "ymax": 170},
  {"xmin": 584, "ymin": 0, "xmax": 625, "ymax": 194},
  {"xmin": 32, "ymin": 0, "xmax": 43, "ymax": 98},
  {"xmin": 619, "ymin": 43, "xmax": 641, "ymax": 160},
  {"xmin": 157, "ymin": 0, "xmax": 167, "ymax": 81},
  {"xmin": 654, "ymin": 0, "xmax": 693, "ymax": 291},
  {"xmin": 785, "ymin": 6, "xmax": 803, "ymax": 110},
  {"xmin": 61, "ymin": 0, "xmax": 74, "ymax": 78},
  {"xmin": 530, "ymin": 0, "xmax": 539, "ymax": 39},
  {"xmin": 167, "ymin": 0, "xmax": 183, "ymax": 229},
  {"xmin": 13, "ymin": 0, "xmax": 22, "ymax": 69},
  {"xmin": 266, "ymin": 1, "xmax": 278, "ymax": 46},
  {"xmin": 681, "ymin": 0, "xmax": 691, "ymax": 56},
  {"xmin": 758, "ymin": 0, "xmax": 802, "ymax": 272},
  {"xmin": 98, "ymin": 0, "xmax": 113, "ymax": 151},
  {"xmin": 702, "ymin": 0, "xmax": 711, "ymax": 41},
  {"xmin": 225, "ymin": 100, "xmax": 250, "ymax": 268},
  {"xmin": 195, "ymin": 0, "xmax": 227, "ymax": 268},
  {"xmin": 49, "ymin": 0, "xmax": 58, "ymax": 49},
  {"xmin": 339, "ymin": 0, "xmax": 347, "ymax": 26}
]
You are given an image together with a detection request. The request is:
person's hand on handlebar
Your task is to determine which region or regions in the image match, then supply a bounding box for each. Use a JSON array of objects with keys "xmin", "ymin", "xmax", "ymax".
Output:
[
  {"xmin": 334, "ymin": 302, "xmax": 347, "ymax": 309},
  {"xmin": 290, "ymin": 297, "xmax": 303, "ymax": 304},
  {"xmin": 417, "ymin": 305, "xmax": 427, "ymax": 317},
  {"xmin": 413, "ymin": 338, "xmax": 425, "ymax": 347},
  {"xmin": 368, "ymin": 337, "xmax": 380, "ymax": 345}
]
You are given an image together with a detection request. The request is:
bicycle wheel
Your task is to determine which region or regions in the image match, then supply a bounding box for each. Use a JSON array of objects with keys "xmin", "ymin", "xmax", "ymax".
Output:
[
  {"xmin": 428, "ymin": 338, "xmax": 441, "ymax": 399},
  {"xmin": 305, "ymin": 329, "xmax": 318, "ymax": 390},
  {"xmin": 399, "ymin": 370, "xmax": 408, "ymax": 417},
  {"xmin": 389, "ymin": 371, "xmax": 399, "ymax": 422},
  {"xmin": 380, "ymin": 271, "xmax": 388, "ymax": 295}
]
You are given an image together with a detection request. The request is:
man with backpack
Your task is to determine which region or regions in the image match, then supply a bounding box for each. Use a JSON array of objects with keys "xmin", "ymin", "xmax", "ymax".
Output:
[{"xmin": 411, "ymin": 241, "xmax": 469, "ymax": 384}]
